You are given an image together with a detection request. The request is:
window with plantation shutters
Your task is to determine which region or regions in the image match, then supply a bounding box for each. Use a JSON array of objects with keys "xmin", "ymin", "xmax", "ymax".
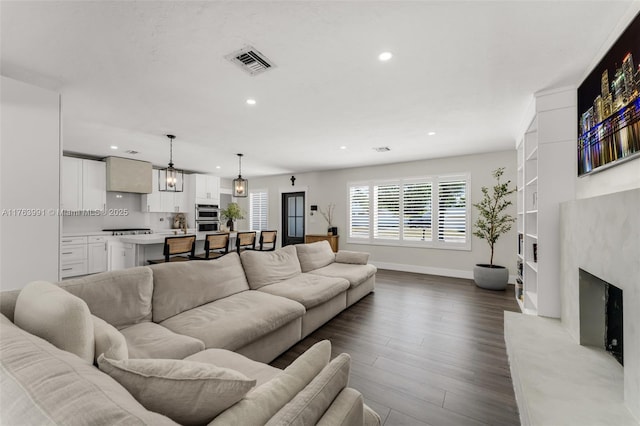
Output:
[
  {"xmin": 403, "ymin": 182, "xmax": 432, "ymax": 241},
  {"xmin": 347, "ymin": 174, "xmax": 469, "ymax": 249},
  {"xmin": 374, "ymin": 184, "xmax": 400, "ymax": 239},
  {"xmin": 349, "ymin": 185, "xmax": 370, "ymax": 238},
  {"xmin": 249, "ymin": 190, "xmax": 268, "ymax": 231},
  {"xmin": 437, "ymin": 180, "xmax": 467, "ymax": 243}
]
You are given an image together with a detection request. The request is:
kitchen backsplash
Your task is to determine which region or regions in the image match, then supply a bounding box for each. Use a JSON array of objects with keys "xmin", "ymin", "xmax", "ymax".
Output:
[{"xmin": 63, "ymin": 192, "xmax": 189, "ymax": 233}]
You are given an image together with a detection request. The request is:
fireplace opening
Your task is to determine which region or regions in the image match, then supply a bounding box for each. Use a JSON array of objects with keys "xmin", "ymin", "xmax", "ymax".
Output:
[{"xmin": 579, "ymin": 268, "xmax": 623, "ymax": 366}]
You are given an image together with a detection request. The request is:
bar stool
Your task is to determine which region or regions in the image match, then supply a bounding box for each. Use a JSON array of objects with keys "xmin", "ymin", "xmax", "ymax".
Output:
[
  {"xmin": 191, "ymin": 233, "xmax": 230, "ymax": 260},
  {"xmin": 235, "ymin": 231, "xmax": 257, "ymax": 253},
  {"xmin": 147, "ymin": 235, "xmax": 196, "ymax": 264},
  {"xmin": 256, "ymin": 230, "xmax": 277, "ymax": 251}
]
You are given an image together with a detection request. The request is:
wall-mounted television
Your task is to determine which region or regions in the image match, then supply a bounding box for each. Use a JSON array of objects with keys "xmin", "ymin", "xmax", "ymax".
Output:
[{"xmin": 577, "ymin": 12, "xmax": 640, "ymax": 176}]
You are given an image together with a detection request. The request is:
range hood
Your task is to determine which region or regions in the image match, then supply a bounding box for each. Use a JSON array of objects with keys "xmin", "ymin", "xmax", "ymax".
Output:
[{"xmin": 106, "ymin": 157, "xmax": 152, "ymax": 194}]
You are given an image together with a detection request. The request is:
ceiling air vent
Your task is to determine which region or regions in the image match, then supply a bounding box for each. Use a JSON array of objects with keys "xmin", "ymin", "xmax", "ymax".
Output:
[
  {"xmin": 373, "ymin": 146, "xmax": 391, "ymax": 152},
  {"xmin": 225, "ymin": 46, "xmax": 276, "ymax": 76},
  {"xmin": 125, "ymin": 150, "xmax": 139, "ymax": 155}
]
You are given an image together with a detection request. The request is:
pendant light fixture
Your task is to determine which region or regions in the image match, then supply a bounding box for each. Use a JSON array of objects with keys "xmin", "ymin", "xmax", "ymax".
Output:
[
  {"xmin": 159, "ymin": 134, "xmax": 184, "ymax": 192},
  {"xmin": 233, "ymin": 153, "xmax": 248, "ymax": 197}
]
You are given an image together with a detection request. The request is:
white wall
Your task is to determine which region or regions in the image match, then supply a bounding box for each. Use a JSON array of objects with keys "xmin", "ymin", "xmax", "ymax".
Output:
[
  {"xmin": 576, "ymin": 157, "xmax": 640, "ymax": 199},
  {"xmin": 1, "ymin": 76, "xmax": 61, "ymax": 290},
  {"xmin": 239, "ymin": 150, "xmax": 517, "ymax": 280}
]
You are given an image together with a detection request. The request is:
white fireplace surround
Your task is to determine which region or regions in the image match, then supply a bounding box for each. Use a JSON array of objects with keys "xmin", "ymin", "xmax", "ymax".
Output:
[{"xmin": 560, "ymin": 188, "xmax": 640, "ymax": 420}]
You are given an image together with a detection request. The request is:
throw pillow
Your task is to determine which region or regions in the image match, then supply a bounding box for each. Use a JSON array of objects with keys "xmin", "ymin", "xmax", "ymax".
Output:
[
  {"xmin": 14, "ymin": 280, "xmax": 94, "ymax": 363},
  {"xmin": 92, "ymin": 315, "xmax": 128, "ymax": 361},
  {"xmin": 97, "ymin": 355, "xmax": 256, "ymax": 425}
]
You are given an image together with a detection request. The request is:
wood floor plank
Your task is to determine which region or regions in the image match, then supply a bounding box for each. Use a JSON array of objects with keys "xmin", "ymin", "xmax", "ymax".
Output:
[{"xmin": 272, "ymin": 269, "xmax": 521, "ymax": 425}]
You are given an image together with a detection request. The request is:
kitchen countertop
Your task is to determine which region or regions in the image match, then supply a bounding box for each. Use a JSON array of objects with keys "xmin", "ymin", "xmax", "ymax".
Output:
[
  {"xmin": 62, "ymin": 231, "xmax": 112, "ymax": 237},
  {"xmin": 118, "ymin": 231, "xmax": 255, "ymax": 245}
]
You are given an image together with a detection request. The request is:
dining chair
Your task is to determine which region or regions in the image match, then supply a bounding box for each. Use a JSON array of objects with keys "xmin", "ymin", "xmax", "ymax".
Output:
[
  {"xmin": 191, "ymin": 233, "xmax": 230, "ymax": 260},
  {"xmin": 147, "ymin": 235, "xmax": 196, "ymax": 264}
]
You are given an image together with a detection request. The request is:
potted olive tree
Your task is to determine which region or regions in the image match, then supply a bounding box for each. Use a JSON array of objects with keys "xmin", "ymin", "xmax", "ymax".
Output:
[
  {"xmin": 220, "ymin": 202, "xmax": 244, "ymax": 232},
  {"xmin": 472, "ymin": 167, "xmax": 516, "ymax": 290}
]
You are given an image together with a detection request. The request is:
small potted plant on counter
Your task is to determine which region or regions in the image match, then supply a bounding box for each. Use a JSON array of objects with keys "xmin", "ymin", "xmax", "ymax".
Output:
[
  {"xmin": 220, "ymin": 202, "xmax": 244, "ymax": 232},
  {"xmin": 472, "ymin": 167, "xmax": 516, "ymax": 290}
]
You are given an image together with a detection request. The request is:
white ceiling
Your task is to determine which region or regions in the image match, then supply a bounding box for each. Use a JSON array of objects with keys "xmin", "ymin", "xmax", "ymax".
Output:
[{"xmin": 1, "ymin": 1, "xmax": 636, "ymax": 179}]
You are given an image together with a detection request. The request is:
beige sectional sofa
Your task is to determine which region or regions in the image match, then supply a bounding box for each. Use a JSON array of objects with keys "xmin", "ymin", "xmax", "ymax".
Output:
[{"xmin": 0, "ymin": 241, "xmax": 379, "ymax": 425}]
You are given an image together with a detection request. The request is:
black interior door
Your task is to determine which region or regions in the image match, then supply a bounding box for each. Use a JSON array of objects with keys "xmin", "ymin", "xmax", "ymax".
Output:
[{"xmin": 282, "ymin": 192, "xmax": 305, "ymax": 246}]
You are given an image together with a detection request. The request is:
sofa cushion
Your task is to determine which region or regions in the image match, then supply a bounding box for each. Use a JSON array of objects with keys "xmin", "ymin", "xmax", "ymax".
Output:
[
  {"xmin": 266, "ymin": 353, "xmax": 351, "ymax": 426},
  {"xmin": 120, "ymin": 322, "xmax": 204, "ymax": 359},
  {"xmin": 160, "ymin": 291, "xmax": 305, "ymax": 351},
  {"xmin": 0, "ymin": 315, "xmax": 177, "ymax": 426},
  {"xmin": 258, "ymin": 274, "xmax": 349, "ymax": 309},
  {"xmin": 0, "ymin": 289, "xmax": 20, "ymax": 322},
  {"xmin": 150, "ymin": 252, "xmax": 250, "ymax": 322},
  {"xmin": 241, "ymin": 245, "xmax": 302, "ymax": 289},
  {"xmin": 310, "ymin": 262, "xmax": 377, "ymax": 288},
  {"xmin": 59, "ymin": 267, "xmax": 154, "ymax": 329},
  {"xmin": 296, "ymin": 241, "xmax": 336, "ymax": 272},
  {"xmin": 14, "ymin": 281, "xmax": 94, "ymax": 363},
  {"xmin": 210, "ymin": 340, "xmax": 332, "ymax": 426},
  {"xmin": 317, "ymin": 388, "xmax": 365, "ymax": 426},
  {"xmin": 185, "ymin": 349, "xmax": 281, "ymax": 386},
  {"xmin": 98, "ymin": 355, "xmax": 256, "ymax": 426},
  {"xmin": 93, "ymin": 315, "xmax": 128, "ymax": 361},
  {"xmin": 335, "ymin": 250, "xmax": 370, "ymax": 265}
]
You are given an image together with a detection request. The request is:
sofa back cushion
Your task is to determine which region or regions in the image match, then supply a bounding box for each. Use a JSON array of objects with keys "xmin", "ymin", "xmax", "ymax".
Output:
[
  {"xmin": 59, "ymin": 267, "xmax": 154, "ymax": 329},
  {"xmin": 241, "ymin": 245, "xmax": 302, "ymax": 289},
  {"xmin": 150, "ymin": 252, "xmax": 250, "ymax": 323},
  {"xmin": 210, "ymin": 340, "xmax": 332, "ymax": 426},
  {"xmin": 0, "ymin": 314, "xmax": 177, "ymax": 426},
  {"xmin": 266, "ymin": 353, "xmax": 351, "ymax": 426},
  {"xmin": 0, "ymin": 289, "xmax": 20, "ymax": 322},
  {"xmin": 14, "ymin": 281, "xmax": 95, "ymax": 363},
  {"xmin": 295, "ymin": 241, "xmax": 336, "ymax": 272}
]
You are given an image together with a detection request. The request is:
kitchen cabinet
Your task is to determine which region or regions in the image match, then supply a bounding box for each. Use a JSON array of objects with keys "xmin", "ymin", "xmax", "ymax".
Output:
[
  {"xmin": 194, "ymin": 174, "xmax": 220, "ymax": 204},
  {"xmin": 87, "ymin": 236, "xmax": 108, "ymax": 274},
  {"xmin": 83, "ymin": 160, "xmax": 107, "ymax": 211},
  {"xmin": 61, "ymin": 157, "xmax": 106, "ymax": 211},
  {"xmin": 108, "ymin": 240, "xmax": 136, "ymax": 271},
  {"xmin": 142, "ymin": 170, "xmax": 187, "ymax": 213},
  {"xmin": 61, "ymin": 234, "xmax": 108, "ymax": 278},
  {"xmin": 60, "ymin": 236, "xmax": 88, "ymax": 278}
]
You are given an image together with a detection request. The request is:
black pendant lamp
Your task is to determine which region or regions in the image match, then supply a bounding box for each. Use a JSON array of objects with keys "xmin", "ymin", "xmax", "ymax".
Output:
[
  {"xmin": 159, "ymin": 134, "xmax": 184, "ymax": 192},
  {"xmin": 233, "ymin": 153, "xmax": 248, "ymax": 197}
]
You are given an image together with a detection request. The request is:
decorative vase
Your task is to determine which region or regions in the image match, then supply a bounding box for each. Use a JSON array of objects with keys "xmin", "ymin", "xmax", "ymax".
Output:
[
  {"xmin": 328, "ymin": 227, "xmax": 338, "ymax": 236},
  {"xmin": 473, "ymin": 264, "xmax": 508, "ymax": 290},
  {"xmin": 227, "ymin": 219, "xmax": 234, "ymax": 232}
]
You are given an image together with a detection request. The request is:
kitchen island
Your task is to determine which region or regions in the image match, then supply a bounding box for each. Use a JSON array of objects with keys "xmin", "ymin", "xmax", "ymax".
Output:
[{"xmin": 118, "ymin": 231, "xmax": 259, "ymax": 266}]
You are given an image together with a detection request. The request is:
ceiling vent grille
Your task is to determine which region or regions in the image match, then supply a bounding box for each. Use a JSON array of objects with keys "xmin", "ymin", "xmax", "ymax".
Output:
[
  {"xmin": 225, "ymin": 46, "xmax": 276, "ymax": 76},
  {"xmin": 373, "ymin": 146, "xmax": 391, "ymax": 152}
]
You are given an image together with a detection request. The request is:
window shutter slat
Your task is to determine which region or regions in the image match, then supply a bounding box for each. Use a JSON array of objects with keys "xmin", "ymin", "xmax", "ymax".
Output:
[
  {"xmin": 437, "ymin": 180, "xmax": 467, "ymax": 243},
  {"xmin": 349, "ymin": 186, "xmax": 370, "ymax": 238}
]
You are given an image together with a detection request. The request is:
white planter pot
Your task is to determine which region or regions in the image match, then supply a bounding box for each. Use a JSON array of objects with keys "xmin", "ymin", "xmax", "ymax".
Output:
[{"xmin": 473, "ymin": 264, "xmax": 508, "ymax": 290}]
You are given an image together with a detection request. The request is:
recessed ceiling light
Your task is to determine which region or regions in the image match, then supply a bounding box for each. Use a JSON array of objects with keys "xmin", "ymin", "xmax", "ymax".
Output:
[
  {"xmin": 378, "ymin": 52, "xmax": 393, "ymax": 61},
  {"xmin": 428, "ymin": 131, "xmax": 436, "ymax": 136},
  {"xmin": 246, "ymin": 99, "xmax": 257, "ymax": 105},
  {"xmin": 216, "ymin": 166, "xmax": 221, "ymax": 169},
  {"xmin": 110, "ymin": 145, "xmax": 118, "ymax": 150},
  {"xmin": 340, "ymin": 146, "xmax": 347, "ymax": 150}
]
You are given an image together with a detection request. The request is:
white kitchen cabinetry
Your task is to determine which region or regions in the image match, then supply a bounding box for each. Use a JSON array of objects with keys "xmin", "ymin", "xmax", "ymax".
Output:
[
  {"xmin": 515, "ymin": 87, "xmax": 575, "ymax": 318},
  {"xmin": 194, "ymin": 174, "xmax": 220, "ymax": 204},
  {"xmin": 60, "ymin": 236, "xmax": 88, "ymax": 278},
  {"xmin": 87, "ymin": 236, "xmax": 108, "ymax": 274},
  {"xmin": 108, "ymin": 240, "xmax": 136, "ymax": 271},
  {"xmin": 83, "ymin": 160, "xmax": 107, "ymax": 211},
  {"xmin": 61, "ymin": 234, "xmax": 108, "ymax": 278},
  {"xmin": 142, "ymin": 170, "xmax": 188, "ymax": 213},
  {"xmin": 61, "ymin": 157, "xmax": 82, "ymax": 211},
  {"xmin": 61, "ymin": 157, "xmax": 106, "ymax": 211}
]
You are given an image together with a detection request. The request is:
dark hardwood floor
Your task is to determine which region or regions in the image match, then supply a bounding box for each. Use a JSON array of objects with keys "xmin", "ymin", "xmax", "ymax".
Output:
[{"xmin": 271, "ymin": 269, "xmax": 521, "ymax": 426}]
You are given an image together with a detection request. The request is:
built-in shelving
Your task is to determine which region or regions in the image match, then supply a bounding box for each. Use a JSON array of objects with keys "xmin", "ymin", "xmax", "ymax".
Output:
[{"xmin": 514, "ymin": 88, "xmax": 576, "ymax": 318}]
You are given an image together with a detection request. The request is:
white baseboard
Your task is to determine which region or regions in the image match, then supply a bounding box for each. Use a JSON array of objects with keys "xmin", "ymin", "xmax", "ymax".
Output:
[{"xmin": 371, "ymin": 261, "xmax": 517, "ymax": 285}]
